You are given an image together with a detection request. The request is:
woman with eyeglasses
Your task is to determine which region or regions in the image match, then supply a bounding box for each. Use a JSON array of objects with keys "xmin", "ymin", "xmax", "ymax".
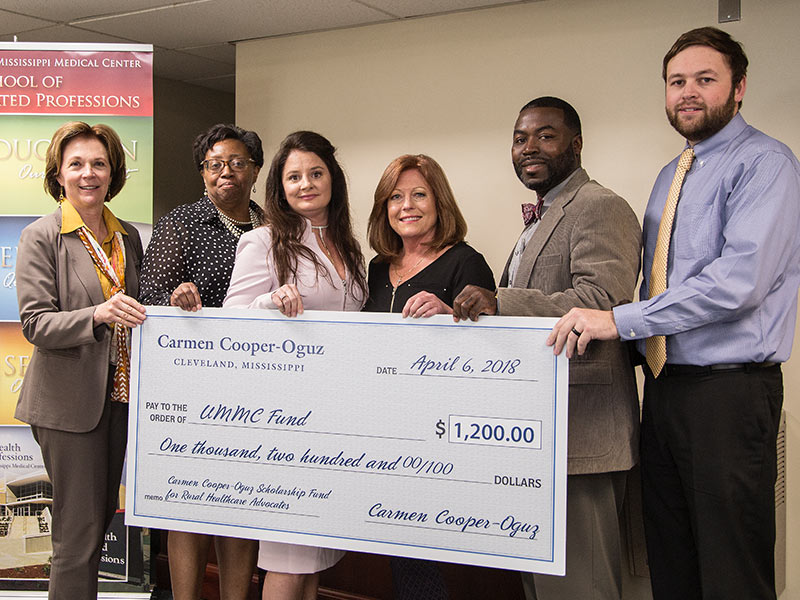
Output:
[{"xmin": 140, "ymin": 123, "xmax": 264, "ymax": 600}]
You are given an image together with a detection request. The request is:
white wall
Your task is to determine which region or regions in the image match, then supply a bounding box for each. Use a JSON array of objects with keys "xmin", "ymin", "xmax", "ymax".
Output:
[{"xmin": 237, "ymin": 1, "xmax": 800, "ymax": 597}]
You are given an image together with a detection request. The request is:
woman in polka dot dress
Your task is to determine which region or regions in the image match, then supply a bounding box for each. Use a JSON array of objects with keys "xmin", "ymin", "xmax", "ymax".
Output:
[{"xmin": 139, "ymin": 123, "xmax": 264, "ymax": 600}]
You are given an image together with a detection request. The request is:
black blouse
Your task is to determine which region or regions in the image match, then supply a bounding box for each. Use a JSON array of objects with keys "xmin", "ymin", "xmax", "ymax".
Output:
[
  {"xmin": 139, "ymin": 196, "xmax": 263, "ymax": 308},
  {"xmin": 363, "ymin": 242, "xmax": 495, "ymax": 313}
]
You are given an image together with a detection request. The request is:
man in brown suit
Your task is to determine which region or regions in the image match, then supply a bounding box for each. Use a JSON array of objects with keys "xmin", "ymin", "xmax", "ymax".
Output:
[{"xmin": 453, "ymin": 96, "xmax": 641, "ymax": 599}]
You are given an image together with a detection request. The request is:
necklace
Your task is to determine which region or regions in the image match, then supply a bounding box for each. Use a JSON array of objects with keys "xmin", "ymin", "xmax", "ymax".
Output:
[
  {"xmin": 392, "ymin": 254, "xmax": 427, "ymax": 287},
  {"xmin": 388, "ymin": 254, "xmax": 427, "ymax": 312},
  {"xmin": 217, "ymin": 205, "xmax": 260, "ymax": 238},
  {"xmin": 313, "ymin": 225, "xmax": 333, "ymax": 260}
]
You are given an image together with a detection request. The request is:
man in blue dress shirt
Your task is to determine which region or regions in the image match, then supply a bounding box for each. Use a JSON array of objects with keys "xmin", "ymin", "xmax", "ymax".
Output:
[{"xmin": 547, "ymin": 27, "xmax": 800, "ymax": 599}]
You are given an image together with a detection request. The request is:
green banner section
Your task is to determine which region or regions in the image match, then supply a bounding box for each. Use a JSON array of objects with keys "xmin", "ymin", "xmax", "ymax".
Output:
[{"xmin": 0, "ymin": 115, "xmax": 152, "ymax": 223}]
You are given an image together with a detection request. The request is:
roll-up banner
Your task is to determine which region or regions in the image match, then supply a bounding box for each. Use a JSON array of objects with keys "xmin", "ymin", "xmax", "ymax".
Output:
[{"xmin": 0, "ymin": 42, "xmax": 153, "ymax": 595}]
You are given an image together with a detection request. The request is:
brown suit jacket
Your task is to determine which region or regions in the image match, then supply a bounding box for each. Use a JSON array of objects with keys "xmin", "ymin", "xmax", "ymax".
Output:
[
  {"xmin": 15, "ymin": 207, "xmax": 142, "ymax": 433},
  {"xmin": 498, "ymin": 169, "xmax": 641, "ymax": 474}
]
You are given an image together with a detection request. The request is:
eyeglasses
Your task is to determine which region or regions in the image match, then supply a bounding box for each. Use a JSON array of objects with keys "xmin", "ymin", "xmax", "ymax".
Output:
[{"xmin": 200, "ymin": 158, "xmax": 255, "ymax": 173}]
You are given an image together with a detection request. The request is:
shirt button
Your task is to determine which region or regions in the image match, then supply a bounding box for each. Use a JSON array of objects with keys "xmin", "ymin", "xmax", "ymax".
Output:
[{"xmin": 629, "ymin": 329, "xmax": 636, "ymax": 337}]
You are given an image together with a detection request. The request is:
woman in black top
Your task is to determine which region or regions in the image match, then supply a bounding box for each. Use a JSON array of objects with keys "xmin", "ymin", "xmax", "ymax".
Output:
[
  {"xmin": 363, "ymin": 154, "xmax": 494, "ymax": 600},
  {"xmin": 364, "ymin": 154, "xmax": 494, "ymax": 315},
  {"xmin": 139, "ymin": 123, "xmax": 264, "ymax": 600}
]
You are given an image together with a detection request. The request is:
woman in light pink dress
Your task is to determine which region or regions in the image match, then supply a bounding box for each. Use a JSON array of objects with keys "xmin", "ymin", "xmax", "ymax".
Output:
[{"xmin": 224, "ymin": 131, "xmax": 367, "ymax": 600}]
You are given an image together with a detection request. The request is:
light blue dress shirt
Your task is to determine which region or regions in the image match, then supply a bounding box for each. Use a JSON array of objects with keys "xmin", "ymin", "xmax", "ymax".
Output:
[{"xmin": 613, "ymin": 113, "xmax": 800, "ymax": 364}]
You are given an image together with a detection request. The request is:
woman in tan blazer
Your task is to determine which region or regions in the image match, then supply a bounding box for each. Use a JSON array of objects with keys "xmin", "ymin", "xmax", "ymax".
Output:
[{"xmin": 15, "ymin": 121, "xmax": 146, "ymax": 600}]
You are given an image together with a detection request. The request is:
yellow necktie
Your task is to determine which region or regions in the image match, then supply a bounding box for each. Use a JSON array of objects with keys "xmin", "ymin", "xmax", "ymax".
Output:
[{"xmin": 646, "ymin": 148, "xmax": 695, "ymax": 377}]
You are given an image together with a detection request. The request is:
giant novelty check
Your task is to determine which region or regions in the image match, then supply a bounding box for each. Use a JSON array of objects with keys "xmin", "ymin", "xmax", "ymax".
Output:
[{"xmin": 126, "ymin": 307, "xmax": 568, "ymax": 574}]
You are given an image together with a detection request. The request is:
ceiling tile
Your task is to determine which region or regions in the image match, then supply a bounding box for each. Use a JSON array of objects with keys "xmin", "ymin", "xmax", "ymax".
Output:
[
  {"xmin": 358, "ymin": 0, "xmax": 518, "ymax": 18},
  {"xmin": 0, "ymin": 1, "xmax": 182, "ymax": 22},
  {"xmin": 0, "ymin": 9, "xmax": 54, "ymax": 35},
  {"xmin": 1, "ymin": 23, "xmax": 138, "ymax": 44},
  {"xmin": 72, "ymin": 0, "xmax": 391, "ymax": 49}
]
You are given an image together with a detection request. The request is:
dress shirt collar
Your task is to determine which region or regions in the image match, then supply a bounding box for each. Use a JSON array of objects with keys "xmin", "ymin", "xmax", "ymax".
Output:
[
  {"xmin": 198, "ymin": 194, "xmax": 222, "ymax": 223},
  {"xmin": 60, "ymin": 200, "xmax": 127, "ymax": 241},
  {"xmin": 517, "ymin": 168, "xmax": 581, "ymax": 236},
  {"xmin": 689, "ymin": 112, "xmax": 747, "ymax": 164},
  {"xmin": 540, "ymin": 168, "xmax": 580, "ymax": 212}
]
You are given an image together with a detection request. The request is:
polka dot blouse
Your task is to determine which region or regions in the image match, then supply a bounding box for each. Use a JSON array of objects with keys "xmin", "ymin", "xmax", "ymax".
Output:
[{"xmin": 139, "ymin": 196, "xmax": 264, "ymax": 308}]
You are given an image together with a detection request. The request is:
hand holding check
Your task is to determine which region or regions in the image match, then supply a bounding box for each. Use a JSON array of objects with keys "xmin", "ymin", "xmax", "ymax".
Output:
[{"xmin": 546, "ymin": 308, "xmax": 620, "ymax": 358}]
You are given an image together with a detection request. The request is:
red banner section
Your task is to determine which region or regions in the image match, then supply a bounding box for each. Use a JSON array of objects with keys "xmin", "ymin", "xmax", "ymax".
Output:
[{"xmin": 0, "ymin": 49, "xmax": 153, "ymax": 116}]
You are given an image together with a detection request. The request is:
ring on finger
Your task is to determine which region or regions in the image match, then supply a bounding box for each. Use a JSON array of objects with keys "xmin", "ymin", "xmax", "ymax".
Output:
[{"xmin": 571, "ymin": 327, "xmax": 582, "ymax": 337}]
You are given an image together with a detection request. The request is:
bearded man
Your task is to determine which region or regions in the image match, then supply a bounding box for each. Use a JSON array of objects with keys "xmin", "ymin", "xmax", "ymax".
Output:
[
  {"xmin": 453, "ymin": 96, "xmax": 641, "ymax": 600},
  {"xmin": 547, "ymin": 27, "xmax": 800, "ymax": 600}
]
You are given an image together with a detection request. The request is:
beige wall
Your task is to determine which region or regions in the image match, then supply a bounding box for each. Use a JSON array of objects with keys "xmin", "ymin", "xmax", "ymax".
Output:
[{"xmin": 237, "ymin": 0, "xmax": 800, "ymax": 597}]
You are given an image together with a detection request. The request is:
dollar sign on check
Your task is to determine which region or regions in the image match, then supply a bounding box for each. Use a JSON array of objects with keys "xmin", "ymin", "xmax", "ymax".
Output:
[{"xmin": 435, "ymin": 419, "xmax": 446, "ymax": 438}]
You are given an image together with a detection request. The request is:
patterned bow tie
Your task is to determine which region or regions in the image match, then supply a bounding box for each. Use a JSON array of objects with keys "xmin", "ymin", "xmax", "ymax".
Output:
[{"xmin": 522, "ymin": 198, "xmax": 544, "ymax": 226}]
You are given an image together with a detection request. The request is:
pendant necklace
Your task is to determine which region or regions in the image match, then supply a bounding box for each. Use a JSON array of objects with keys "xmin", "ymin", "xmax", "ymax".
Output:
[
  {"xmin": 393, "ymin": 255, "xmax": 426, "ymax": 287},
  {"xmin": 312, "ymin": 224, "xmax": 332, "ymax": 258},
  {"xmin": 389, "ymin": 254, "xmax": 427, "ymax": 312}
]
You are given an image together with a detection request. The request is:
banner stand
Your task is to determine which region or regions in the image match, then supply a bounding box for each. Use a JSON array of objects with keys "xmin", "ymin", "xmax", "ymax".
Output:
[{"xmin": 0, "ymin": 41, "xmax": 154, "ymax": 595}]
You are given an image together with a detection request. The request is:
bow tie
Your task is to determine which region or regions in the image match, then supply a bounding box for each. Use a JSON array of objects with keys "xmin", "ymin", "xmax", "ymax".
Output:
[{"xmin": 521, "ymin": 198, "xmax": 544, "ymax": 226}]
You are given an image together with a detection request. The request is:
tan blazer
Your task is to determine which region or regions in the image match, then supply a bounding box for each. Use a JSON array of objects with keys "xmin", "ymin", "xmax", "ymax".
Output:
[
  {"xmin": 498, "ymin": 169, "xmax": 641, "ymax": 475},
  {"xmin": 15, "ymin": 207, "xmax": 142, "ymax": 433}
]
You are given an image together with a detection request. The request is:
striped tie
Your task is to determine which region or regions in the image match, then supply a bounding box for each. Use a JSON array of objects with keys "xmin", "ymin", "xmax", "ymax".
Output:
[{"xmin": 646, "ymin": 148, "xmax": 695, "ymax": 377}]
